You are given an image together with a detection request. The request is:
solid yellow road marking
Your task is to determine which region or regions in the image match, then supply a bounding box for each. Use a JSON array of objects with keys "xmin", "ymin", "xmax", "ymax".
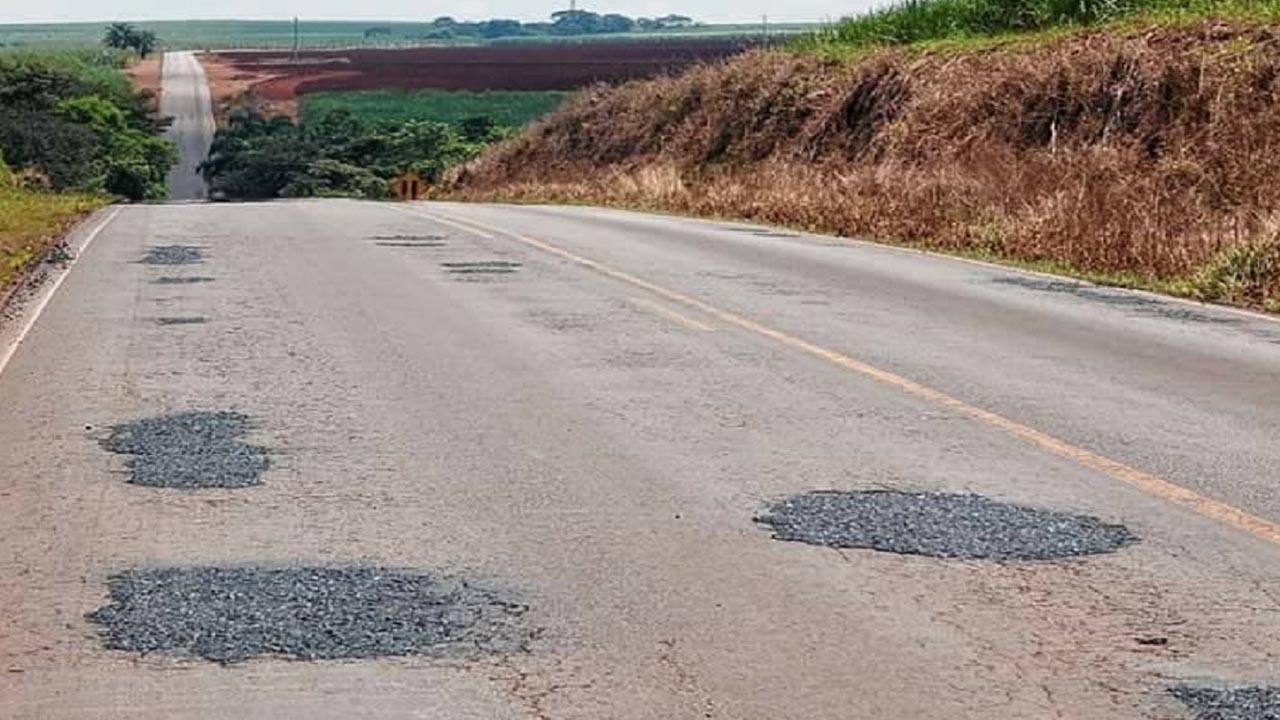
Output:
[
  {"xmin": 629, "ymin": 296, "xmax": 716, "ymax": 333},
  {"xmin": 408, "ymin": 206, "xmax": 1280, "ymax": 547}
]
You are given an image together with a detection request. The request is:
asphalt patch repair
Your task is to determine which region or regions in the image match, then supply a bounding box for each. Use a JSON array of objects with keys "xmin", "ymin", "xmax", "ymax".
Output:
[
  {"xmin": 86, "ymin": 566, "xmax": 529, "ymax": 664},
  {"xmin": 756, "ymin": 490, "xmax": 1137, "ymax": 561},
  {"xmin": 152, "ymin": 276, "xmax": 215, "ymax": 285},
  {"xmin": 99, "ymin": 411, "xmax": 268, "ymax": 488},
  {"xmin": 1170, "ymin": 685, "xmax": 1280, "ymax": 720},
  {"xmin": 442, "ymin": 261, "xmax": 522, "ymax": 275},
  {"xmin": 140, "ymin": 245, "xmax": 204, "ymax": 265},
  {"xmin": 155, "ymin": 316, "xmax": 207, "ymax": 325}
]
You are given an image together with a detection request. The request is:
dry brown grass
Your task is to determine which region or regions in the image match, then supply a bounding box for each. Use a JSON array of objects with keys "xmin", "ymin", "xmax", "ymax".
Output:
[{"xmin": 448, "ymin": 20, "xmax": 1280, "ymax": 311}]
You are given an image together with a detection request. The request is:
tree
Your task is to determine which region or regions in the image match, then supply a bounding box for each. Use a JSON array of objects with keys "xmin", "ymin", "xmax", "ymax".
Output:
[
  {"xmin": 600, "ymin": 14, "xmax": 636, "ymax": 33},
  {"xmin": 476, "ymin": 19, "xmax": 523, "ymax": 38},
  {"xmin": 104, "ymin": 23, "xmax": 134, "ymax": 50},
  {"xmin": 101, "ymin": 23, "xmax": 159, "ymax": 58}
]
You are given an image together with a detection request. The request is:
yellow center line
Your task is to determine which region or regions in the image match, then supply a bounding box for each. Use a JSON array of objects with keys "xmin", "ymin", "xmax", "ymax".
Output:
[
  {"xmin": 628, "ymin": 296, "xmax": 716, "ymax": 333},
  {"xmin": 405, "ymin": 204, "xmax": 1280, "ymax": 547}
]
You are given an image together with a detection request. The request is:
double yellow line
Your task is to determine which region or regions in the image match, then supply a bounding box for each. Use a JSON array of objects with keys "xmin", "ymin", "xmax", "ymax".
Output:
[{"xmin": 403, "ymin": 204, "xmax": 1280, "ymax": 548}]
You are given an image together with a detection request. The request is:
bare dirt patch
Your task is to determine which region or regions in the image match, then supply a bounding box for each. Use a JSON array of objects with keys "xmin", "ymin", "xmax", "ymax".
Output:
[
  {"xmin": 199, "ymin": 40, "xmax": 751, "ymax": 124},
  {"xmin": 125, "ymin": 56, "xmax": 163, "ymax": 110}
]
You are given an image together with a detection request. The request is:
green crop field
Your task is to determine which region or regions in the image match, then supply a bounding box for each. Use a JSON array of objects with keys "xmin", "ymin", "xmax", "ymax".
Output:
[
  {"xmin": 0, "ymin": 19, "xmax": 816, "ymax": 51},
  {"xmin": 301, "ymin": 90, "xmax": 574, "ymax": 128}
]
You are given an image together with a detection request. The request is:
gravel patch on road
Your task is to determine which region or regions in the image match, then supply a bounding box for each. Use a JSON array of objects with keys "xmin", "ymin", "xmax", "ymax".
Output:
[
  {"xmin": 442, "ymin": 261, "xmax": 522, "ymax": 275},
  {"xmin": 152, "ymin": 276, "xmax": 215, "ymax": 285},
  {"xmin": 1171, "ymin": 685, "xmax": 1280, "ymax": 720},
  {"xmin": 155, "ymin": 316, "xmax": 207, "ymax": 325},
  {"xmin": 140, "ymin": 245, "xmax": 204, "ymax": 265},
  {"xmin": 99, "ymin": 411, "xmax": 268, "ymax": 488},
  {"xmin": 757, "ymin": 490, "xmax": 1137, "ymax": 561},
  {"xmin": 87, "ymin": 567, "xmax": 529, "ymax": 664}
]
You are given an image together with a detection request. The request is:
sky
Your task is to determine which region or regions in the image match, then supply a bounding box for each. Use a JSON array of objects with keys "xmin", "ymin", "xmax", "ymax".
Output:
[{"xmin": 1, "ymin": 0, "xmax": 881, "ymax": 25}]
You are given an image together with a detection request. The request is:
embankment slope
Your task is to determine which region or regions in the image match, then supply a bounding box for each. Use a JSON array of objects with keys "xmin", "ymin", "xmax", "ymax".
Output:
[{"xmin": 448, "ymin": 21, "xmax": 1280, "ymax": 310}]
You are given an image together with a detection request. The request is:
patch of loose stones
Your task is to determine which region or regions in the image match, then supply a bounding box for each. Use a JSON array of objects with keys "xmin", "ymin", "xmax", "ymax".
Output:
[
  {"xmin": 140, "ymin": 245, "xmax": 204, "ymax": 265},
  {"xmin": 442, "ymin": 261, "xmax": 522, "ymax": 275},
  {"xmin": 155, "ymin": 316, "xmax": 207, "ymax": 326},
  {"xmin": 87, "ymin": 567, "xmax": 529, "ymax": 664},
  {"xmin": 1170, "ymin": 685, "xmax": 1280, "ymax": 720},
  {"xmin": 99, "ymin": 410, "xmax": 268, "ymax": 489},
  {"xmin": 152, "ymin": 276, "xmax": 215, "ymax": 285},
  {"xmin": 756, "ymin": 490, "xmax": 1138, "ymax": 561}
]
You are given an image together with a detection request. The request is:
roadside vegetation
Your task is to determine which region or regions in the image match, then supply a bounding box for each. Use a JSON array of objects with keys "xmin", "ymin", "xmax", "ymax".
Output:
[
  {"xmin": 0, "ymin": 152, "xmax": 105, "ymax": 291},
  {"xmin": 0, "ymin": 44, "xmax": 174, "ymax": 295},
  {"xmin": 445, "ymin": 2, "xmax": 1280, "ymax": 312},
  {"xmin": 300, "ymin": 90, "xmax": 572, "ymax": 128},
  {"xmin": 200, "ymin": 109, "xmax": 497, "ymax": 199},
  {"xmin": 806, "ymin": 0, "xmax": 1280, "ymax": 51}
]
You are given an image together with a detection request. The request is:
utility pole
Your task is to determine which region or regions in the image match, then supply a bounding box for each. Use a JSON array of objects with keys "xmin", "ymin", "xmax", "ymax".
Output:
[
  {"xmin": 762, "ymin": 14, "xmax": 769, "ymax": 43},
  {"xmin": 292, "ymin": 16, "xmax": 300, "ymax": 60}
]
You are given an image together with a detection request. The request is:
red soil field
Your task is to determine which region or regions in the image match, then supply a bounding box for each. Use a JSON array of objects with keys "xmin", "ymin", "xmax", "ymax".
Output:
[{"xmin": 203, "ymin": 40, "xmax": 754, "ymax": 106}]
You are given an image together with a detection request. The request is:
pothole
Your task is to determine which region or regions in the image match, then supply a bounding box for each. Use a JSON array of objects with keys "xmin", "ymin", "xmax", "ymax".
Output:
[
  {"xmin": 152, "ymin": 276, "xmax": 215, "ymax": 285},
  {"xmin": 756, "ymin": 491, "xmax": 1138, "ymax": 561},
  {"xmin": 1170, "ymin": 685, "xmax": 1280, "ymax": 720},
  {"xmin": 442, "ymin": 261, "xmax": 522, "ymax": 275},
  {"xmin": 140, "ymin": 245, "xmax": 204, "ymax": 265},
  {"xmin": 372, "ymin": 234, "xmax": 445, "ymax": 242},
  {"xmin": 155, "ymin": 316, "xmax": 207, "ymax": 325},
  {"xmin": 86, "ymin": 566, "xmax": 530, "ymax": 664},
  {"xmin": 99, "ymin": 411, "xmax": 268, "ymax": 489}
]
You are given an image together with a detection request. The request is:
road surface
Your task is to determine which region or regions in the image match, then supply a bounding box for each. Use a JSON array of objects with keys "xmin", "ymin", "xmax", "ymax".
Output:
[
  {"xmin": 159, "ymin": 52, "xmax": 214, "ymax": 201},
  {"xmin": 1, "ymin": 197, "xmax": 1280, "ymax": 719}
]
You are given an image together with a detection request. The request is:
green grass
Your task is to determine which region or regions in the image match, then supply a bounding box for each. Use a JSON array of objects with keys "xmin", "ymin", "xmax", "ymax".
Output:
[
  {"xmin": 0, "ymin": 187, "xmax": 106, "ymax": 290},
  {"xmin": 802, "ymin": 0, "xmax": 1280, "ymax": 53},
  {"xmin": 300, "ymin": 90, "xmax": 574, "ymax": 128}
]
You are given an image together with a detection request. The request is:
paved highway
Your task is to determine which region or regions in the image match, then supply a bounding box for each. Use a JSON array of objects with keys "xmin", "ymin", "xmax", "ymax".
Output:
[
  {"xmin": 1, "ymin": 52, "xmax": 1279, "ymax": 720},
  {"xmin": 159, "ymin": 52, "xmax": 214, "ymax": 201},
  {"xmin": 3, "ymin": 198, "xmax": 1280, "ymax": 718}
]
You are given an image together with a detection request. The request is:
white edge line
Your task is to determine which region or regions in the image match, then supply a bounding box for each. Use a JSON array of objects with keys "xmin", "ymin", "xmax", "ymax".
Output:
[{"xmin": 0, "ymin": 207, "xmax": 122, "ymax": 378}]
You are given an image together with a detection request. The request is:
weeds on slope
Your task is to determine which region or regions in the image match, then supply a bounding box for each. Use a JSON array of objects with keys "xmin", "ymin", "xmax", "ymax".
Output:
[
  {"xmin": 447, "ymin": 21, "xmax": 1280, "ymax": 311},
  {"xmin": 802, "ymin": 0, "xmax": 1280, "ymax": 54}
]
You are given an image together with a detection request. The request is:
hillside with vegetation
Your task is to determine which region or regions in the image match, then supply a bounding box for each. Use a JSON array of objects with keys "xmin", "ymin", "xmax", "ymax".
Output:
[
  {"xmin": 0, "ymin": 47, "xmax": 174, "ymax": 294},
  {"xmin": 446, "ymin": 0, "xmax": 1280, "ymax": 312}
]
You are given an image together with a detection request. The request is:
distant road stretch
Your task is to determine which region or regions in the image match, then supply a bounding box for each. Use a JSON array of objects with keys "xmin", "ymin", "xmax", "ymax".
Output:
[{"xmin": 160, "ymin": 51, "xmax": 215, "ymax": 200}]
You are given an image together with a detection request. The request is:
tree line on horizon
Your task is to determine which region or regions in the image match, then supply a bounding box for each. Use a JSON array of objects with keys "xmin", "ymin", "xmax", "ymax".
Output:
[{"xmin": 363, "ymin": 11, "xmax": 699, "ymax": 40}]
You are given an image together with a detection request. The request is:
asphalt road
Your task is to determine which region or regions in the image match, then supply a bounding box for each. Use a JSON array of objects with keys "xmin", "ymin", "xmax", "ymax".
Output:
[
  {"xmin": 159, "ymin": 52, "xmax": 214, "ymax": 201},
  {"xmin": 2, "ymin": 197, "xmax": 1280, "ymax": 719}
]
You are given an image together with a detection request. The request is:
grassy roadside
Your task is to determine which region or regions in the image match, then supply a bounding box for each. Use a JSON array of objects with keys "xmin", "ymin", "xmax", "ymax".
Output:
[
  {"xmin": 442, "ymin": 178, "xmax": 1280, "ymax": 313},
  {"xmin": 445, "ymin": 12, "xmax": 1280, "ymax": 314},
  {"xmin": 0, "ymin": 186, "xmax": 107, "ymax": 294}
]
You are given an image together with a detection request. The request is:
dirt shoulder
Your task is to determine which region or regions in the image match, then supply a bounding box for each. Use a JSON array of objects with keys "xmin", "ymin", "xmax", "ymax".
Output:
[{"xmin": 124, "ymin": 55, "xmax": 163, "ymax": 110}]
